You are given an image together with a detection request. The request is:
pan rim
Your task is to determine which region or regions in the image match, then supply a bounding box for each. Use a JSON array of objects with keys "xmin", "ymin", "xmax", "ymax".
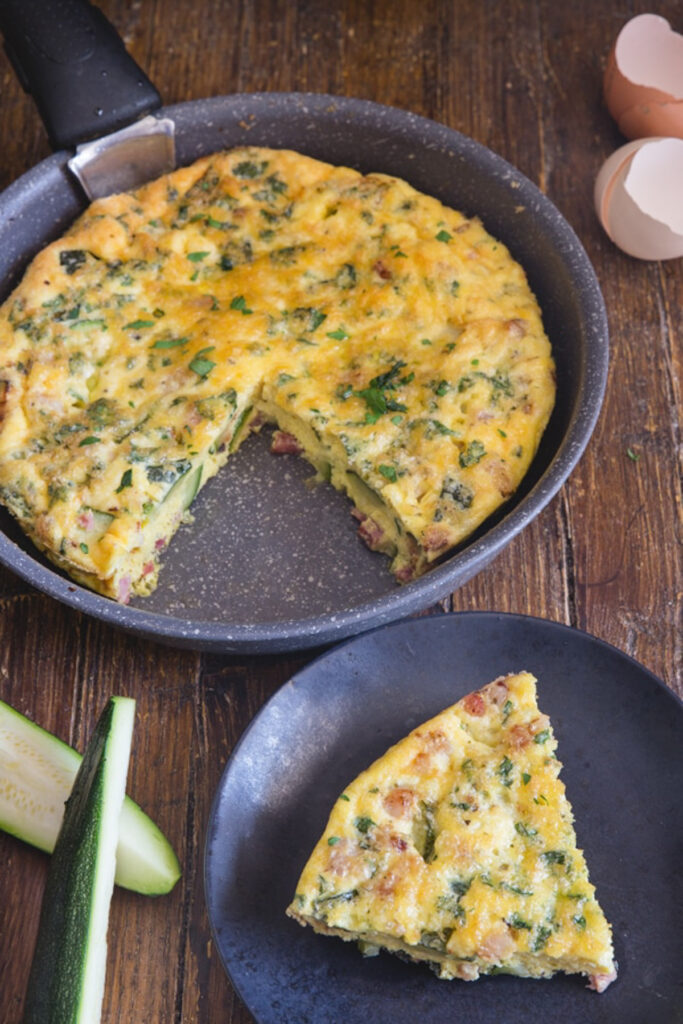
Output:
[{"xmin": 0, "ymin": 92, "xmax": 608, "ymax": 652}]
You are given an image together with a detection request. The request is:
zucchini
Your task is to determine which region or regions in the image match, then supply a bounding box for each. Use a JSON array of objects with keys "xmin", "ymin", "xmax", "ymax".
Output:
[
  {"xmin": 0, "ymin": 699, "xmax": 180, "ymax": 895},
  {"xmin": 23, "ymin": 697, "xmax": 135, "ymax": 1024}
]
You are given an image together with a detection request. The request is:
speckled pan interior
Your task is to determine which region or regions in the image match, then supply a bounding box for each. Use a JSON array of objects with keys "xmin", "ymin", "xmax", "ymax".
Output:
[{"xmin": 0, "ymin": 94, "xmax": 608, "ymax": 652}]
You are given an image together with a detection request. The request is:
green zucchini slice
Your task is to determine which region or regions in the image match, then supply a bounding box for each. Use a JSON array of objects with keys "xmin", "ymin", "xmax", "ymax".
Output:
[
  {"xmin": 0, "ymin": 698, "xmax": 180, "ymax": 895},
  {"xmin": 23, "ymin": 696, "xmax": 135, "ymax": 1024}
]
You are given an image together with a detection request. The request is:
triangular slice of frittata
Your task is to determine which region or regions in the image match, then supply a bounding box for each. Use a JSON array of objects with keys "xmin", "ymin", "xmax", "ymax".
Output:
[{"xmin": 287, "ymin": 672, "xmax": 617, "ymax": 990}]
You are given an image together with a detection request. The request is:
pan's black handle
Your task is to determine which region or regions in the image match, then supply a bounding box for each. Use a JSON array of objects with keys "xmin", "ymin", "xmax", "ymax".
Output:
[{"xmin": 0, "ymin": 0, "xmax": 161, "ymax": 151}]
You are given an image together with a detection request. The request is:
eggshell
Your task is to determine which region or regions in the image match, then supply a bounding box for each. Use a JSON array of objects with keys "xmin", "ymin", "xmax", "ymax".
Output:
[
  {"xmin": 594, "ymin": 137, "xmax": 683, "ymax": 260},
  {"xmin": 604, "ymin": 14, "xmax": 683, "ymax": 139}
]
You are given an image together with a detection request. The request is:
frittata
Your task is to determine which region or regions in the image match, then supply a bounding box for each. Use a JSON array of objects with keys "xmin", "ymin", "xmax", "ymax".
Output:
[
  {"xmin": 0, "ymin": 148, "xmax": 555, "ymax": 601},
  {"xmin": 287, "ymin": 672, "xmax": 617, "ymax": 991}
]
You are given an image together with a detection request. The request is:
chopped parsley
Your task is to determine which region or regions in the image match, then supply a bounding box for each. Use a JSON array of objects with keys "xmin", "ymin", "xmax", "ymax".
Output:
[
  {"xmin": 507, "ymin": 913, "xmax": 532, "ymax": 931},
  {"xmin": 327, "ymin": 836, "xmax": 340, "ymax": 846},
  {"xmin": 436, "ymin": 229, "xmax": 452, "ymax": 243},
  {"xmin": 514, "ymin": 822, "xmax": 538, "ymax": 838},
  {"xmin": 116, "ymin": 468, "xmax": 133, "ymax": 493},
  {"xmin": 187, "ymin": 251, "xmax": 210, "ymax": 262},
  {"xmin": 230, "ymin": 295, "xmax": 253, "ymax": 315},
  {"xmin": 378, "ymin": 464, "xmax": 398, "ymax": 483},
  {"xmin": 59, "ymin": 249, "xmax": 86, "ymax": 275},
  {"xmin": 189, "ymin": 347, "xmax": 216, "ymax": 378},
  {"xmin": 497, "ymin": 755, "xmax": 514, "ymax": 787},
  {"xmin": 354, "ymin": 816, "xmax": 376, "ymax": 834},
  {"xmin": 78, "ymin": 436, "xmax": 100, "ymax": 447},
  {"xmin": 459, "ymin": 440, "xmax": 486, "ymax": 467},
  {"xmin": 326, "ymin": 326, "xmax": 349, "ymax": 341},
  {"xmin": 233, "ymin": 160, "xmax": 267, "ymax": 178}
]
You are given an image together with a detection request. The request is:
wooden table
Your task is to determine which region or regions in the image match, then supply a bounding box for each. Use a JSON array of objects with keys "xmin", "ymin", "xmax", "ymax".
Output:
[{"xmin": 1, "ymin": 2, "xmax": 680, "ymax": 1021}]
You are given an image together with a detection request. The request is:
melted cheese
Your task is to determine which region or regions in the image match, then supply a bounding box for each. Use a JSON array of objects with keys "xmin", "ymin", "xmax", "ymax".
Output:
[
  {"xmin": 0, "ymin": 148, "xmax": 555, "ymax": 601},
  {"xmin": 287, "ymin": 673, "xmax": 617, "ymax": 988}
]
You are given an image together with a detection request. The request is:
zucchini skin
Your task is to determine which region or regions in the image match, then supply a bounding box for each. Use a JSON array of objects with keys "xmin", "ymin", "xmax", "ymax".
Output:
[
  {"xmin": 0, "ymin": 698, "xmax": 180, "ymax": 894},
  {"xmin": 23, "ymin": 697, "xmax": 135, "ymax": 1024}
]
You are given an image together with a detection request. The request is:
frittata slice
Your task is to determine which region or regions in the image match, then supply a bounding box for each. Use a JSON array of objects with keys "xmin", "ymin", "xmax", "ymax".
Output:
[{"xmin": 286, "ymin": 672, "xmax": 617, "ymax": 991}]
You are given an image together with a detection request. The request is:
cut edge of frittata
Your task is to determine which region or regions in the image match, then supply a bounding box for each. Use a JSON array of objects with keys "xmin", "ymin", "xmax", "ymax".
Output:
[{"xmin": 286, "ymin": 672, "xmax": 617, "ymax": 992}]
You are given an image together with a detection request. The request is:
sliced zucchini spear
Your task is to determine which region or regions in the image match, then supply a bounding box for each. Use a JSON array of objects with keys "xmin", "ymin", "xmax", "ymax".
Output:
[
  {"xmin": 23, "ymin": 696, "xmax": 135, "ymax": 1024},
  {"xmin": 0, "ymin": 698, "xmax": 180, "ymax": 895}
]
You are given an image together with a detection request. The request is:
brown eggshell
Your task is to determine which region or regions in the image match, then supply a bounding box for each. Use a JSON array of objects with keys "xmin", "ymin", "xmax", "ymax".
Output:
[
  {"xmin": 618, "ymin": 100, "xmax": 683, "ymax": 141},
  {"xmin": 603, "ymin": 14, "xmax": 683, "ymax": 139}
]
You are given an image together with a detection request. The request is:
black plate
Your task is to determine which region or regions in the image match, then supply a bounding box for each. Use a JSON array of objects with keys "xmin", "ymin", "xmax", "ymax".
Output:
[
  {"xmin": 205, "ymin": 613, "xmax": 683, "ymax": 1024},
  {"xmin": 0, "ymin": 93, "xmax": 608, "ymax": 652}
]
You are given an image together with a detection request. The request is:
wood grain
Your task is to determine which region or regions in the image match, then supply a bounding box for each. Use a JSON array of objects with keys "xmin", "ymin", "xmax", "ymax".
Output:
[{"xmin": 0, "ymin": 2, "xmax": 680, "ymax": 1022}]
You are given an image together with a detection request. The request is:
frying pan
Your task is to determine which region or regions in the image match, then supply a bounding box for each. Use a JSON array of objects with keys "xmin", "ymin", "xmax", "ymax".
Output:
[{"xmin": 0, "ymin": 2, "xmax": 608, "ymax": 653}]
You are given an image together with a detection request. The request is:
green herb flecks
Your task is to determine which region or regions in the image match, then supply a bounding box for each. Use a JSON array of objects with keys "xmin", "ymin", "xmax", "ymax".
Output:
[
  {"xmin": 189, "ymin": 347, "xmax": 216, "ymax": 379},
  {"xmin": 326, "ymin": 326, "xmax": 349, "ymax": 341},
  {"xmin": 116, "ymin": 469, "xmax": 133, "ymax": 493},
  {"xmin": 436, "ymin": 229, "xmax": 452, "ymax": 243},
  {"xmin": 334, "ymin": 263, "xmax": 357, "ymax": 289},
  {"xmin": 355, "ymin": 360, "xmax": 411, "ymax": 424},
  {"xmin": 507, "ymin": 913, "xmax": 533, "ymax": 931},
  {"xmin": 78, "ymin": 436, "xmax": 100, "ymax": 447},
  {"xmin": 533, "ymin": 926, "xmax": 552, "ymax": 951},
  {"xmin": 354, "ymin": 816, "xmax": 376, "ymax": 835},
  {"xmin": 514, "ymin": 822, "xmax": 538, "ymax": 839},
  {"xmin": 230, "ymin": 295, "xmax": 253, "ymax": 315},
  {"xmin": 187, "ymin": 251, "xmax": 210, "ymax": 262},
  {"xmin": 497, "ymin": 755, "xmax": 514, "ymax": 787},
  {"xmin": 440, "ymin": 475, "xmax": 473, "ymax": 510},
  {"xmin": 378, "ymin": 464, "xmax": 398, "ymax": 483},
  {"xmin": 233, "ymin": 160, "xmax": 268, "ymax": 179},
  {"xmin": 459, "ymin": 440, "xmax": 486, "ymax": 467},
  {"xmin": 59, "ymin": 250, "xmax": 86, "ymax": 275}
]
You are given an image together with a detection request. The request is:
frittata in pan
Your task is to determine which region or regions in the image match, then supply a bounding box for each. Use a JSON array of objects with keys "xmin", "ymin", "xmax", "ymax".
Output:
[
  {"xmin": 287, "ymin": 672, "xmax": 617, "ymax": 991},
  {"xmin": 0, "ymin": 148, "xmax": 555, "ymax": 601}
]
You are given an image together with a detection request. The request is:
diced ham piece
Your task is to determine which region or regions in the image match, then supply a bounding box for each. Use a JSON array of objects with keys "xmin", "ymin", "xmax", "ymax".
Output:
[
  {"xmin": 477, "ymin": 926, "xmax": 516, "ymax": 962},
  {"xmin": 507, "ymin": 714, "xmax": 551, "ymax": 750},
  {"xmin": 373, "ymin": 259, "xmax": 392, "ymax": 280},
  {"xmin": 270, "ymin": 429, "xmax": 303, "ymax": 455},
  {"xmin": 77, "ymin": 510, "xmax": 94, "ymax": 530},
  {"xmin": 422, "ymin": 525, "xmax": 451, "ymax": 552},
  {"xmin": 462, "ymin": 692, "xmax": 486, "ymax": 717},
  {"xmin": 483, "ymin": 675, "xmax": 510, "ymax": 707},
  {"xmin": 117, "ymin": 574, "xmax": 132, "ymax": 604},
  {"xmin": 588, "ymin": 969, "xmax": 617, "ymax": 993},
  {"xmin": 383, "ymin": 787, "xmax": 417, "ymax": 819},
  {"xmin": 354, "ymin": 513, "xmax": 385, "ymax": 551},
  {"xmin": 141, "ymin": 561, "xmax": 154, "ymax": 577}
]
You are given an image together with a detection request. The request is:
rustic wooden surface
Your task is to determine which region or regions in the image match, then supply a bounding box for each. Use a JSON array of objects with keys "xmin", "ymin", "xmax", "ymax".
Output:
[{"xmin": 0, "ymin": 1, "xmax": 681, "ymax": 1021}]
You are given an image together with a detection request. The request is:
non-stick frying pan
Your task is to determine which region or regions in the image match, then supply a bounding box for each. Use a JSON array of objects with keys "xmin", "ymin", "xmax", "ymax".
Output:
[{"xmin": 0, "ymin": 2, "xmax": 608, "ymax": 653}]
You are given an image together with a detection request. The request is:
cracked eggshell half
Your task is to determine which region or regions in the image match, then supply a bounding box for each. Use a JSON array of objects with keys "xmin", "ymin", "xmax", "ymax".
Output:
[
  {"xmin": 604, "ymin": 13, "xmax": 683, "ymax": 140},
  {"xmin": 594, "ymin": 137, "xmax": 683, "ymax": 260}
]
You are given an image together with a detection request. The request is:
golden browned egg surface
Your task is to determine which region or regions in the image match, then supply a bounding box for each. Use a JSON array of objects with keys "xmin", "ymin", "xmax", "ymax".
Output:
[
  {"xmin": 287, "ymin": 672, "xmax": 617, "ymax": 990},
  {"xmin": 0, "ymin": 148, "xmax": 555, "ymax": 601}
]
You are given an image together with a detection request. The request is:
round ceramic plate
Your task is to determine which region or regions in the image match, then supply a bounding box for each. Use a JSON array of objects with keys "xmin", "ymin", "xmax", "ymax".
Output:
[{"xmin": 205, "ymin": 612, "xmax": 683, "ymax": 1024}]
